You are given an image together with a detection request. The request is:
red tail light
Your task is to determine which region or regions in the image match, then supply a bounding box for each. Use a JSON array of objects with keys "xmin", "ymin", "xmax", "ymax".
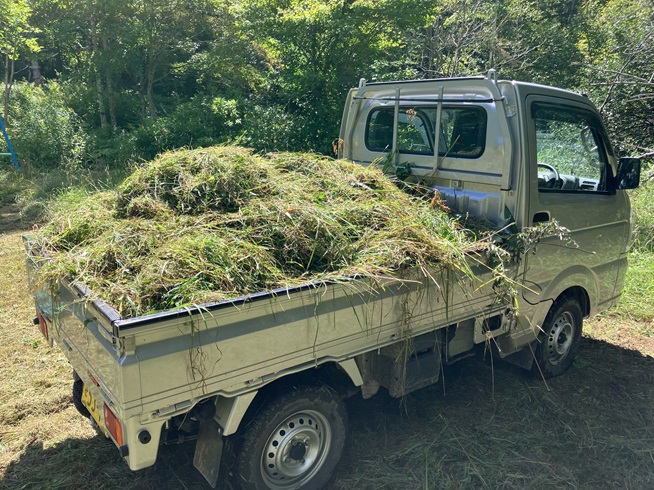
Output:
[{"xmin": 104, "ymin": 404, "xmax": 124, "ymax": 446}]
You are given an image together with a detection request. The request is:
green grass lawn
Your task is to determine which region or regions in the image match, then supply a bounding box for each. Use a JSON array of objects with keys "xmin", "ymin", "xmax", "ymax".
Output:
[{"xmin": 611, "ymin": 251, "xmax": 654, "ymax": 326}]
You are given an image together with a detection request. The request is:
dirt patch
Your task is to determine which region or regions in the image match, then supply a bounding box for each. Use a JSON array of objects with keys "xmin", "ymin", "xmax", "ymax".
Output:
[{"xmin": 585, "ymin": 315, "xmax": 654, "ymax": 355}]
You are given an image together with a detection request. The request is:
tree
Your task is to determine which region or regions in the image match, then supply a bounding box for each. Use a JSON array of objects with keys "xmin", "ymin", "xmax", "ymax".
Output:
[
  {"xmin": 8, "ymin": 0, "xmax": 654, "ymax": 166},
  {"xmin": 236, "ymin": 0, "xmax": 435, "ymax": 152},
  {"xmin": 400, "ymin": 0, "xmax": 589, "ymax": 86},
  {"xmin": 0, "ymin": 0, "xmax": 40, "ymax": 124},
  {"xmin": 581, "ymin": 0, "xmax": 654, "ymax": 159}
]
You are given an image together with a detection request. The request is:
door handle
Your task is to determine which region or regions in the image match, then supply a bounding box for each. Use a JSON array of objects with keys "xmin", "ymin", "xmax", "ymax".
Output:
[{"xmin": 533, "ymin": 212, "xmax": 550, "ymax": 224}]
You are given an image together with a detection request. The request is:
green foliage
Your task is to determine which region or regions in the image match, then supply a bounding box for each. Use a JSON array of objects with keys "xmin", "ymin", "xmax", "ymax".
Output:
[
  {"xmin": 234, "ymin": 0, "xmax": 435, "ymax": 152},
  {"xmin": 629, "ymin": 178, "xmax": 654, "ymax": 252},
  {"xmin": 134, "ymin": 96, "xmax": 242, "ymax": 159},
  {"xmin": 241, "ymin": 104, "xmax": 309, "ymax": 153},
  {"xmin": 85, "ymin": 130, "xmax": 140, "ymax": 170},
  {"xmin": 581, "ymin": 0, "xmax": 654, "ymax": 159},
  {"xmin": 8, "ymin": 82, "xmax": 88, "ymax": 172},
  {"xmin": 0, "ymin": 0, "xmax": 39, "ymax": 55},
  {"xmin": 1, "ymin": 0, "xmax": 651, "ymax": 169},
  {"xmin": 611, "ymin": 177, "xmax": 654, "ymax": 322},
  {"xmin": 1, "ymin": 0, "xmax": 41, "ymax": 122},
  {"xmin": 613, "ymin": 250, "xmax": 654, "ymax": 322}
]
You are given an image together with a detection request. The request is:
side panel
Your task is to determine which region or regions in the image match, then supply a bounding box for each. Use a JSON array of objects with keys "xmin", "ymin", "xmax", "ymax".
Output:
[
  {"xmin": 25, "ymin": 247, "xmax": 142, "ymax": 415},
  {"xmin": 125, "ymin": 267, "xmax": 500, "ymax": 418},
  {"xmin": 27, "ymin": 247, "xmax": 514, "ymax": 470},
  {"xmin": 54, "ymin": 282, "xmax": 143, "ymax": 411}
]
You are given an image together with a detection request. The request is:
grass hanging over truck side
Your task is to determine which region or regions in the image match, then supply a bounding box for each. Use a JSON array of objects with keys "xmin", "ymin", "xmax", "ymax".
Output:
[{"xmin": 31, "ymin": 146, "xmax": 478, "ymax": 317}]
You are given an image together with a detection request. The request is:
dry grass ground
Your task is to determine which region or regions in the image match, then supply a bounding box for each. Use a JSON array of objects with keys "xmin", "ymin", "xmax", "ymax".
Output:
[{"xmin": 1, "ymin": 209, "xmax": 653, "ymax": 489}]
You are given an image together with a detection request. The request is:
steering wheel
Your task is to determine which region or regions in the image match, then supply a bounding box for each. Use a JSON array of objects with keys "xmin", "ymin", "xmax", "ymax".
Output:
[{"xmin": 538, "ymin": 163, "xmax": 559, "ymax": 186}]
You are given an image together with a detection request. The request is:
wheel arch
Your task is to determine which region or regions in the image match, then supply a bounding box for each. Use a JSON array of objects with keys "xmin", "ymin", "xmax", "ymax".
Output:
[
  {"xmin": 544, "ymin": 266, "xmax": 597, "ymax": 313},
  {"xmin": 558, "ymin": 285, "xmax": 590, "ymax": 316},
  {"xmin": 528, "ymin": 266, "xmax": 595, "ymax": 330},
  {"xmin": 220, "ymin": 360, "xmax": 360, "ymax": 438}
]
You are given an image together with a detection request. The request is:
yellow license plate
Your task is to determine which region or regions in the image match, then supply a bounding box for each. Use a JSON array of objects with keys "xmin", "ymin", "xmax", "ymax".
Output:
[{"xmin": 81, "ymin": 384, "xmax": 107, "ymax": 436}]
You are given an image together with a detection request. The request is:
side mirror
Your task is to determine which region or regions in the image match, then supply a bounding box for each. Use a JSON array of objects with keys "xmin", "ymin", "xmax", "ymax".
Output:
[{"xmin": 616, "ymin": 157, "xmax": 641, "ymax": 190}]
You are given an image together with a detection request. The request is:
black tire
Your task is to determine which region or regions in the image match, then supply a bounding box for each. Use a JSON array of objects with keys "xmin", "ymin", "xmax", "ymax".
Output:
[
  {"xmin": 534, "ymin": 296, "xmax": 583, "ymax": 377},
  {"xmin": 72, "ymin": 378, "xmax": 91, "ymax": 418},
  {"xmin": 235, "ymin": 386, "xmax": 347, "ymax": 490}
]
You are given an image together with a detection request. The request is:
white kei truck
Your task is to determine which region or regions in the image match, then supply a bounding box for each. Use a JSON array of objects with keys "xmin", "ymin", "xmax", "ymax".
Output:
[{"xmin": 25, "ymin": 72, "xmax": 641, "ymax": 489}]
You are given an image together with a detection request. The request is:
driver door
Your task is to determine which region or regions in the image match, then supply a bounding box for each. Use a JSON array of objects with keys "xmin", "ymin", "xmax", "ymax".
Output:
[{"xmin": 522, "ymin": 96, "xmax": 631, "ymax": 309}]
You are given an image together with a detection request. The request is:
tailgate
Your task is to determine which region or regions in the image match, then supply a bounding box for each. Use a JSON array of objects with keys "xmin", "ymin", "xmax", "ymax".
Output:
[{"xmin": 24, "ymin": 236, "xmax": 143, "ymax": 414}]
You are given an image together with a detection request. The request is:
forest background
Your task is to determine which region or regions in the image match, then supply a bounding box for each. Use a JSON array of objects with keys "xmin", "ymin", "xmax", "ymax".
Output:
[
  {"xmin": 1, "ymin": 0, "xmax": 653, "ymax": 174},
  {"xmin": 3, "ymin": 0, "xmax": 654, "ymax": 321}
]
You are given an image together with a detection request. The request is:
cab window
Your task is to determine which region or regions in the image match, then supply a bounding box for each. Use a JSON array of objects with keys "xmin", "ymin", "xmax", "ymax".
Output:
[
  {"xmin": 365, "ymin": 106, "xmax": 487, "ymax": 159},
  {"xmin": 532, "ymin": 103, "xmax": 608, "ymax": 192}
]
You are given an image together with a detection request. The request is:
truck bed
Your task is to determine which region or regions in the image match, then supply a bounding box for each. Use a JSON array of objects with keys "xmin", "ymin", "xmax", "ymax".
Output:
[{"xmin": 26, "ymin": 235, "xmax": 499, "ymax": 420}]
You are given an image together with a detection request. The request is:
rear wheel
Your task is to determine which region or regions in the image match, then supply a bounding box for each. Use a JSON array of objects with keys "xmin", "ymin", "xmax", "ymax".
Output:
[
  {"xmin": 235, "ymin": 386, "xmax": 347, "ymax": 490},
  {"xmin": 534, "ymin": 296, "xmax": 583, "ymax": 377}
]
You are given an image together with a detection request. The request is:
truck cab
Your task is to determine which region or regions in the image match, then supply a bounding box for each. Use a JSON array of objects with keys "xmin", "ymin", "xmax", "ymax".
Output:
[{"xmin": 339, "ymin": 73, "xmax": 640, "ymax": 346}]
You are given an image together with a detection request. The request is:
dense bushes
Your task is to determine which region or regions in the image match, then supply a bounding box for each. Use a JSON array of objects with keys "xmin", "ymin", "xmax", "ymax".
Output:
[
  {"xmin": 5, "ymin": 86, "xmax": 251, "ymax": 171},
  {"xmin": 8, "ymin": 83, "xmax": 87, "ymax": 172},
  {"xmin": 134, "ymin": 96, "xmax": 243, "ymax": 159},
  {"xmin": 4, "ymin": 84, "xmax": 320, "ymax": 171}
]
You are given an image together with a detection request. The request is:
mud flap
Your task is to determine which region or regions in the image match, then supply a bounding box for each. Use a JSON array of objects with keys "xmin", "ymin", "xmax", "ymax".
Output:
[
  {"xmin": 193, "ymin": 419, "xmax": 224, "ymax": 488},
  {"xmin": 501, "ymin": 344, "xmax": 535, "ymax": 371}
]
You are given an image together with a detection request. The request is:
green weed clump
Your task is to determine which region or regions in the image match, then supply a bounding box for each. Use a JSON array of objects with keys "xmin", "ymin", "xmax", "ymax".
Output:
[
  {"xmin": 607, "ymin": 178, "xmax": 654, "ymax": 322},
  {"xmin": 32, "ymin": 146, "xmax": 474, "ymax": 317},
  {"xmin": 37, "ymin": 189, "xmax": 116, "ymax": 251},
  {"xmin": 630, "ymin": 179, "xmax": 654, "ymax": 252}
]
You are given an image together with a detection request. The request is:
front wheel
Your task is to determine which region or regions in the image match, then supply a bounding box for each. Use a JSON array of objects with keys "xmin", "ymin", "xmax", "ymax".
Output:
[
  {"xmin": 235, "ymin": 386, "xmax": 347, "ymax": 490},
  {"xmin": 534, "ymin": 296, "xmax": 583, "ymax": 377}
]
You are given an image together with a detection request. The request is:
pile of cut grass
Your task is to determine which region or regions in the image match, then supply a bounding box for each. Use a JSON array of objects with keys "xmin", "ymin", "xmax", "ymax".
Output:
[{"xmin": 32, "ymin": 146, "xmax": 476, "ymax": 317}]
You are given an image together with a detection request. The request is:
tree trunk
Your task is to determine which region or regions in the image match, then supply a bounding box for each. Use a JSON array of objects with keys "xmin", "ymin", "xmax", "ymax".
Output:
[
  {"xmin": 136, "ymin": 75, "xmax": 147, "ymax": 121},
  {"xmin": 90, "ymin": 17, "xmax": 108, "ymax": 130},
  {"xmin": 106, "ymin": 75, "xmax": 117, "ymax": 129},
  {"xmin": 30, "ymin": 60, "xmax": 43, "ymax": 86},
  {"xmin": 3, "ymin": 53, "xmax": 10, "ymax": 126},
  {"xmin": 3, "ymin": 54, "xmax": 16, "ymax": 126},
  {"xmin": 102, "ymin": 37, "xmax": 117, "ymax": 129},
  {"xmin": 95, "ymin": 72, "xmax": 108, "ymax": 130},
  {"xmin": 146, "ymin": 62, "xmax": 157, "ymax": 120}
]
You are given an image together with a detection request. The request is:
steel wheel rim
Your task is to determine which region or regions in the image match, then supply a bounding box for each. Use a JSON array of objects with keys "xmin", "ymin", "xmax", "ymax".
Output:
[
  {"xmin": 546, "ymin": 311, "xmax": 575, "ymax": 365},
  {"xmin": 260, "ymin": 409, "xmax": 331, "ymax": 489}
]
